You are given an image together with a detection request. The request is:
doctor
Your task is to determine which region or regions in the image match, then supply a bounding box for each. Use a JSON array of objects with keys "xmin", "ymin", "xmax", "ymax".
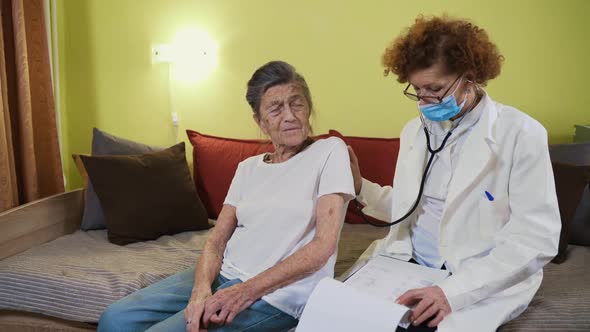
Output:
[{"xmin": 349, "ymin": 15, "xmax": 561, "ymax": 331}]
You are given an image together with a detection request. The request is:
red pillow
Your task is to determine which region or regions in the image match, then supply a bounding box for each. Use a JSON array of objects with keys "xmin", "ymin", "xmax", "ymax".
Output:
[
  {"xmin": 329, "ymin": 130, "xmax": 401, "ymax": 224},
  {"xmin": 186, "ymin": 130, "xmax": 330, "ymax": 219}
]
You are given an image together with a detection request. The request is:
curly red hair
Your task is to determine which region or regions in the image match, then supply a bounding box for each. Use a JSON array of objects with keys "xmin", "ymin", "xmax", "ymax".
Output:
[{"xmin": 383, "ymin": 15, "xmax": 504, "ymax": 85}]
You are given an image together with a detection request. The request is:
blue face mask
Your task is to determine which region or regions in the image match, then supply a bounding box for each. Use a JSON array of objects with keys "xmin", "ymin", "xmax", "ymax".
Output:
[{"xmin": 418, "ymin": 82, "xmax": 466, "ymax": 122}]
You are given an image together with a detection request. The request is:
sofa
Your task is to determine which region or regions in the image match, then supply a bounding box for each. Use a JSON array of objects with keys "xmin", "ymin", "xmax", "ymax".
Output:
[
  {"xmin": 0, "ymin": 131, "xmax": 588, "ymax": 331},
  {"xmin": 0, "ymin": 188, "xmax": 391, "ymax": 331}
]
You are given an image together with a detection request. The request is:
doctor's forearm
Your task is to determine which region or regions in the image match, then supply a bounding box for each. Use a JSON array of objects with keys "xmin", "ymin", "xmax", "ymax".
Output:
[
  {"xmin": 357, "ymin": 178, "xmax": 393, "ymax": 221},
  {"xmin": 437, "ymin": 232, "xmax": 556, "ymax": 311}
]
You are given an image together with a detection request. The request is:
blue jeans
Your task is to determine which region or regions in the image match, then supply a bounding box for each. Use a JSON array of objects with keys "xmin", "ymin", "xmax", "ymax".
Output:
[{"xmin": 98, "ymin": 267, "xmax": 298, "ymax": 332}]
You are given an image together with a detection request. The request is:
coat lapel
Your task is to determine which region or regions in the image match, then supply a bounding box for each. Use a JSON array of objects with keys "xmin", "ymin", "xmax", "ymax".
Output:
[
  {"xmin": 444, "ymin": 95, "xmax": 499, "ymax": 215},
  {"xmin": 400, "ymin": 123, "xmax": 429, "ymax": 211}
]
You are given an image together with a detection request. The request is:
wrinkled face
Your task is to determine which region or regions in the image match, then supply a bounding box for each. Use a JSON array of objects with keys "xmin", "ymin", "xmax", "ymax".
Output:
[{"xmin": 256, "ymin": 83, "xmax": 311, "ymax": 148}]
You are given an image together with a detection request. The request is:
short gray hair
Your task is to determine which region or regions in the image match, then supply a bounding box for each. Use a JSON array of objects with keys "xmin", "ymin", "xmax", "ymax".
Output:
[{"xmin": 245, "ymin": 61, "xmax": 313, "ymax": 117}]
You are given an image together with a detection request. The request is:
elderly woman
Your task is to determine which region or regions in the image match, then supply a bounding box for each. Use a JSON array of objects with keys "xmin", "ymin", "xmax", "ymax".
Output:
[
  {"xmin": 98, "ymin": 61, "xmax": 355, "ymax": 332},
  {"xmin": 349, "ymin": 15, "xmax": 561, "ymax": 331}
]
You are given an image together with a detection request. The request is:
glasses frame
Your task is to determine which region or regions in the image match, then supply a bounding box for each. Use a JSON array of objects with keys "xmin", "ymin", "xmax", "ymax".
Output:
[{"xmin": 403, "ymin": 75, "xmax": 462, "ymax": 104}]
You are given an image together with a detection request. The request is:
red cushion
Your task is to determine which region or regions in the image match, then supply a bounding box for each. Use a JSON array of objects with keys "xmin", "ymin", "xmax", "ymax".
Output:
[
  {"xmin": 329, "ymin": 130, "xmax": 401, "ymax": 224},
  {"xmin": 186, "ymin": 130, "xmax": 330, "ymax": 219}
]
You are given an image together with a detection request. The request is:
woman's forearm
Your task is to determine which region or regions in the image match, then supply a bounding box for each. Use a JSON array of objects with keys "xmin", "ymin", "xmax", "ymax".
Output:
[
  {"xmin": 245, "ymin": 237, "xmax": 335, "ymax": 299},
  {"xmin": 192, "ymin": 239, "xmax": 226, "ymax": 292},
  {"xmin": 244, "ymin": 194, "xmax": 346, "ymax": 299},
  {"xmin": 192, "ymin": 205, "xmax": 237, "ymax": 292}
]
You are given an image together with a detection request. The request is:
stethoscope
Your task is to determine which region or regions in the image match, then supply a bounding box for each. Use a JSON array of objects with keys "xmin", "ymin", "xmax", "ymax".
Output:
[{"xmin": 355, "ymin": 96, "xmax": 476, "ymax": 228}]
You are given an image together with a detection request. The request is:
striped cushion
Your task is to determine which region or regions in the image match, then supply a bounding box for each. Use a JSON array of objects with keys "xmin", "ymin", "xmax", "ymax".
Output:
[
  {"xmin": 0, "ymin": 229, "xmax": 210, "ymax": 323},
  {"xmin": 499, "ymin": 245, "xmax": 590, "ymax": 331}
]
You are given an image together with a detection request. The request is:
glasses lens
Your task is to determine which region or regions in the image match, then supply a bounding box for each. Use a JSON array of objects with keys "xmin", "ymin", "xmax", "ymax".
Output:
[
  {"xmin": 421, "ymin": 96, "xmax": 442, "ymax": 104},
  {"xmin": 404, "ymin": 92, "xmax": 420, "ymax": 101}
]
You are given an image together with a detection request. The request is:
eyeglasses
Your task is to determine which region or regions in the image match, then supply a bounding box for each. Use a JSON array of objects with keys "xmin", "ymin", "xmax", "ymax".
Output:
[{"xmin": 403, "ymin": 75, "xmax": 462, "ymax": 104}]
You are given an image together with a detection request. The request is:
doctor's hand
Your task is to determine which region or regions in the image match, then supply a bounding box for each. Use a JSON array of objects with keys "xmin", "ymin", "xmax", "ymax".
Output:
[
  {"xmin": 201, "ymin": 283, "xmax": 256, "ymax": 328},
  {"xmin": 347, "ymin": 146, "xmax": 362, "ymax": 195},
  {"xmin": 396, "ymin": 286, "xmax": 451, "ymax": 328}
]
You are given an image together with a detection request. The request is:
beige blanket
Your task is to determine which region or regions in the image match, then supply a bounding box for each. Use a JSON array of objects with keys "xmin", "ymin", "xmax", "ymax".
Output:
[{"xmin": 0, "ymin": 229, "xmax": 210, "ymax": 323}]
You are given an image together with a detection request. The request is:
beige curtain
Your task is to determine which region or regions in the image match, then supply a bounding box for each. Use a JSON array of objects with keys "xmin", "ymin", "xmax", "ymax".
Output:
[{"xmin": 0, "ymin": 0, "xmax": 63, "ymax": 213}]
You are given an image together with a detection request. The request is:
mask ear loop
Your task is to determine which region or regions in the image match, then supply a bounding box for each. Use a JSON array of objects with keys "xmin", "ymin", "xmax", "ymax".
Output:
[{"xmin": 445, "ymin": 78, "xmax": 479, "ymax": 131}]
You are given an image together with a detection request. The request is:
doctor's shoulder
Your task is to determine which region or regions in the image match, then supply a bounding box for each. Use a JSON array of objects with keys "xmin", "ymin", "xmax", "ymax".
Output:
[
  {"xmin": 400, "ymin": 117, "xmax": 423, "ymax": 140},
  {"xmin": 493, "ymin": 101, "xmax": 548, "ymax": 142}
]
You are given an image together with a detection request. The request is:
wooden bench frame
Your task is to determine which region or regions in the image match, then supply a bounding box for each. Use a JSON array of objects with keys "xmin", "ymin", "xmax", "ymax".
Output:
[{"xmin": 0, "ymin": 189, "xmax": 83, "ymax": 260}]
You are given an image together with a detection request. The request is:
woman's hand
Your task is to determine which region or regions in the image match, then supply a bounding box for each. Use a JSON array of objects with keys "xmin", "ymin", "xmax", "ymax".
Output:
[
  {"xmin": 201, "ymin": 283, "xmax": 256, "ymax": 328},
  {"xmin": 347, "ymin": 146, "xmax": 362, "ymax": 195},
  {"xmin": 185, "ymin": 287, "xmax": 213, "ymax": 332},
  {"xmin": 396, "ymin": 286, "xmax": 451, "ymax": 328}
]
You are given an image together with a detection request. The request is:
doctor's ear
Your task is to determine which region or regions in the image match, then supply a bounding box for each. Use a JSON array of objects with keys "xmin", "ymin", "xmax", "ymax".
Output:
[
  {"xmin": 465, "ymin": 77, "xmax": 477, "ymax": 93},
  {"xmin": 466, "ymin": 70, "xmax": 481, "ymax": 87}
]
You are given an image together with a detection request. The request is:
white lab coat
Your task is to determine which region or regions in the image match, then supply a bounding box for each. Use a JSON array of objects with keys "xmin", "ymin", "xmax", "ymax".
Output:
[{"xmin": 356, "ymin": 94, "xmax": 561, "ymax": 332}]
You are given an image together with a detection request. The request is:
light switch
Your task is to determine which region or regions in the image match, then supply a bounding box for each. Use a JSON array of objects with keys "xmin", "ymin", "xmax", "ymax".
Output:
[{"xmin": 151, "ymin": 44, "xmax": 175, "ymax": 64}]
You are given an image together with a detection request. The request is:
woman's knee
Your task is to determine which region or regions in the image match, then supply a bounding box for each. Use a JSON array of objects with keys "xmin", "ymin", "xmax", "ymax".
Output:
[
  {"xmin": 98, "ymin": 300, "xmax": 136, "ymax": 332},
  {"xmin": 98, "ymin": 303, "xmax": 120, "ymax": 331}
]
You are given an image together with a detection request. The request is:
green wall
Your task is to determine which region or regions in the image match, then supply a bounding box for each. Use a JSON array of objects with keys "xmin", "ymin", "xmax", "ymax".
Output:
[{"xmin": 55, "ymin": 0, "xmax": 590, "ymax": 190}]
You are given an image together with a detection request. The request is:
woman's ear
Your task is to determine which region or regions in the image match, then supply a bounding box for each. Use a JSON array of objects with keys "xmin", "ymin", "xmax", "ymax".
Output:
[{"xmin": 308, "ymin": 111, "xmax": 315, "ymax": 135}]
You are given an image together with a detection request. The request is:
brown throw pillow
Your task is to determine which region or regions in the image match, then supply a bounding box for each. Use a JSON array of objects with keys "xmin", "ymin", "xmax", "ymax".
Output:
[{"xmin": 80, "ymin": 142, "xmax": 210, "ymax": 245}]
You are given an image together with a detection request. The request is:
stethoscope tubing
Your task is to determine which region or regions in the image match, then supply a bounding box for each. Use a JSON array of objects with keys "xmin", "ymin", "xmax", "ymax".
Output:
[
  {"xmin": 356, "ymin": 127, "xmax": 453, "ymax": 227},
  {"xmin": 358, "ymin": 86, "xmax": 481, "ymax": 228}
]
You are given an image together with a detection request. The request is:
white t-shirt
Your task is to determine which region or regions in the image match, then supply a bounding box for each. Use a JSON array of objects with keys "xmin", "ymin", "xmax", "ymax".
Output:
[{"xmin": 220, "ymin": 137, "xmax": 355, "ymax": 319}]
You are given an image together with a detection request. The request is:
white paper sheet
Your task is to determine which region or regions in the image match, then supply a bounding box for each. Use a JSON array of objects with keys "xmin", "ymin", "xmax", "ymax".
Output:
[
  {"xmin": 297, "ymin": 256, "xmax": 450, "ymax": 331},
  {"xmin": 345, "ymin": 255, "xmax": 450, "ymax": 303},
  {"xmin": 296, "ymin": 278, "xmax": 410, "ymax": 332}
]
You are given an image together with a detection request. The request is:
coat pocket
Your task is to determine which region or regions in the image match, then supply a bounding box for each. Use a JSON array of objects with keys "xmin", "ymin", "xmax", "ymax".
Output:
[{"xmin": 479, "ymin": 194, "xmax": 510, "ymax": 237}]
